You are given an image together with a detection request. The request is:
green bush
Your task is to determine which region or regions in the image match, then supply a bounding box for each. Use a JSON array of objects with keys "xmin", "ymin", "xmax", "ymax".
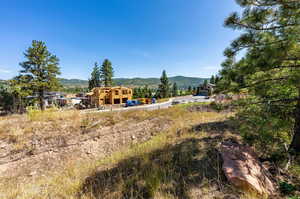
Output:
[
  {"xmin": 279, "ymin": 181, "xmax": 296, "ymax": 195},
  {"xmin": 210, "ymin": 102, "xmax": 224, "ymax": 112}
]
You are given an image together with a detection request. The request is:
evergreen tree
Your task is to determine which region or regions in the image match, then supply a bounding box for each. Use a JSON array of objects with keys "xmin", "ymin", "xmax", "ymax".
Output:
[
  {"xmin": 142, "ymin": 85, "xmax": 148, "ymax": 98},
  {"xmin": 196, "ymin": 86, "xmax": 201, "ymax": 95},
  {"xmin": 187, "ymin": 86, "xmax": 192, "ymax": 94},
  {"xmin": 210, "ymin": 75, "xmax": 215, "ymax": 84},
  {"xmin": 203, "ymin": 80, "xmax": 208, "ymax": 88},
  {"xmin": 157, "ymin": 70, "xmax": 170, "ymax": 98},
  {"xmin": 138, "ymin": 87, "xmax": 143, "ymax": 97},
  {"xmin": 219, "ymin": 1, "xmax": 300, "ymax": 153},
  {"xmin": 133, "ymin": 88, "xmax": 139, "ymax": 98},
  {"xmin": 0, "ymin": 83, "xmax": 14, "ymax": 113},
  {"xmin": 88, "ymin": 62, "xmax": 101, "ymax": 90},
  {"xmin": 172, "ymin": 83, "xmax": 178, "ymax": 97},
  {"xmin": 147, "ymin": 88, "xmax": 153, "ymax": 98},
  {"xmin": 192, "ymin": 87, "xmax": 196, "ymax": 94},
  {"xmin": 100, "ymin": 59, "xmax": 114, "ymax": 87},
  {"xmin": 215, "ymin": 75, "xmax": 220, "ymax": 84},
  {"xmin": 179, "ymin": 90, "xmax": 184, "ymax": 96},
  {"xmin": 18, "ymin": 40, "xmax": 61, "ymax": 110},
  {"xmin": 200, "ymin": 80, "xmax": 208, "ymax": 90}
]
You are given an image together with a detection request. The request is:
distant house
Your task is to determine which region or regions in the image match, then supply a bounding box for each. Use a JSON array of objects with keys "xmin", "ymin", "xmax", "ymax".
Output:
[
  {"xmin": 196, "ymin": 83, "xmax": 216, "ymax": 96},
  {"xmin": 87, "ymin": 86, "xmax": 133, "ymax": 107},
  {"xmin": 207, "ymin": 83, "xmax": 215, "ymax": 94},
  {"xmin": 26, "ymin": 91, "xmax": 68, "ymax": 107}
]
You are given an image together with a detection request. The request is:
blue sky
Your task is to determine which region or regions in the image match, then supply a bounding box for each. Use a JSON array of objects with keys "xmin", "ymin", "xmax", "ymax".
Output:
[{"xmin": 0, "ymin": 0, "xmax": 241, "ymax": 80}]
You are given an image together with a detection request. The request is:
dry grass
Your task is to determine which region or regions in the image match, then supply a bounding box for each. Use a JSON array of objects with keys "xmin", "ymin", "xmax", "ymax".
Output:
[
  {"xmin": 156, "ymin": 98, "xmax": 170, "ymax": 103},
  {"xmin": 0, "ymin": 105, "xmax": 253, "ymax": 199}
]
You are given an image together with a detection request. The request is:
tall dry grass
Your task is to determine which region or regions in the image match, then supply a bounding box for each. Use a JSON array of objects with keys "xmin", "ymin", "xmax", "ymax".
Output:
[{"xmin": 0, "ymin": 104, "xmax": 250, "ymax": 199}]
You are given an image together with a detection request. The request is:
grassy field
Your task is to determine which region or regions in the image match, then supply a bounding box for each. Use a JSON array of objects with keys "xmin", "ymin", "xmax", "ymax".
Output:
[{"xmin": 0, "ymin": 104, "xmax": 256, "ymax": 199}]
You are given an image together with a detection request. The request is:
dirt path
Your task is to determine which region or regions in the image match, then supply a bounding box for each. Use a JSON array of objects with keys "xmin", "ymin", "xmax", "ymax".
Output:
[{"xmin": 0, "ymin": 117, "xmax": 170, "ymax": 180}]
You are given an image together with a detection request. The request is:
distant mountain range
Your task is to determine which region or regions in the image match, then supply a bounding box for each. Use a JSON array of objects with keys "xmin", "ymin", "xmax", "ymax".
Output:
[{"xmin": 59, "ymin": 76, "xmax": 209, "ymax": 89}]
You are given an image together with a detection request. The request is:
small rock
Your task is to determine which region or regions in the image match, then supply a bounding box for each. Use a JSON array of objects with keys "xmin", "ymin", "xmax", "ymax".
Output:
[{"xmin": 131, "ymin": 135, "xmax": 136, "ymax": 140}]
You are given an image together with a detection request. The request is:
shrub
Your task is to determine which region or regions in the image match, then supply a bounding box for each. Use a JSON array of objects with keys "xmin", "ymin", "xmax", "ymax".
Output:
[
  {"xmin": 210, "ymin": 102, "xmax": 225, "ymax": 112},
  {"xmin": 235, "ymin": 101, "xmax": 292, "ymax": 159},
  {"xmin": 279, "ymin": 181, "xmax": 296, "ymax": 195}
]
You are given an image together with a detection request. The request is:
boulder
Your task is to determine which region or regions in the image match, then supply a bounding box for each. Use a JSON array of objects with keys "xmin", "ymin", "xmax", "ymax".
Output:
[{"xmin": 220, "ymin": 141, "xmax": 276, "ymax": 196}]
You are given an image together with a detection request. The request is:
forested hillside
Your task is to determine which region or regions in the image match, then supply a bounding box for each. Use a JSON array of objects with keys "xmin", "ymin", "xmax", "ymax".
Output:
[{"xmin": 59, "ymin": 76, "xmax": 208, "ymax": 89}]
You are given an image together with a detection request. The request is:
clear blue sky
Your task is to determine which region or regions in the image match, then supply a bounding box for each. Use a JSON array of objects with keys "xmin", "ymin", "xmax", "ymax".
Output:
[{"xmin": 0, "ymin": 0, "xmax": 240, "ymax": 80}]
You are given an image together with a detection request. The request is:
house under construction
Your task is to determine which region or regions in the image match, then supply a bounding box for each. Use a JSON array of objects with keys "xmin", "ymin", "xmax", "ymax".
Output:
[{"xmin": 87, "ymin": 86, "xmax": 133, "ymax": 107}]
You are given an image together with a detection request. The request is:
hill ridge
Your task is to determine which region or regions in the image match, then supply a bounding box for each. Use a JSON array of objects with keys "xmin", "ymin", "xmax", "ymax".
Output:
[{"xmin": 59, "ymin": 76, "xmax": 209, "ymax": 89}]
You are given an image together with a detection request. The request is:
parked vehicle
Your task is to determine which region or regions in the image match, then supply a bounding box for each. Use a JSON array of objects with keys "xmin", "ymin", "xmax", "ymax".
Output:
[
  {"xmin": 125, "ymin": 100, "xmax": 141, "ymax": 107},
  {"xmin": 125, "ymin": 98, "xmax": 156, "ymax": 107},
  {"xmin": 172, "ymin": 100, "xmax": 180, "ymax": 105},
  {"xmin": 151, "ymin": 98, "xmax": 156, "ymax": 104}
]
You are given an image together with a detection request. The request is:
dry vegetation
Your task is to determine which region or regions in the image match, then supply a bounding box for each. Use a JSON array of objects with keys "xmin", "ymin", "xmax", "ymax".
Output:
[{"xmin": 0, "ymin": 104, "xmax": 252, "ymax": 199}]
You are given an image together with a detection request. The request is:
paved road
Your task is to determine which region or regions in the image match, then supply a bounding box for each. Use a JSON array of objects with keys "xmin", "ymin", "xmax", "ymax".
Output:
[{"xmin": 82, "ymin": 96, "xmax": 214, "ymax": 113}]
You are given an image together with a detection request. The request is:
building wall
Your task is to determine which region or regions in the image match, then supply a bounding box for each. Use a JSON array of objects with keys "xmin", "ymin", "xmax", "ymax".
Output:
[{"xmin": 89, "ymin": 87, "xmax": 132, "ymax": 107}]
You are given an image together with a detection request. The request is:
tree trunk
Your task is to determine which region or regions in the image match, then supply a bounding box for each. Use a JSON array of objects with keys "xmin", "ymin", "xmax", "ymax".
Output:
[
  {"xmin": 290, "ymin": 90, "xmax": 300, "ymax": 153},
  {"xmin": 20, "ymin": 96, "xmax": 25, "ymax": 114},
  {"xmin": 12, "ymin": 94, "xmax": 18, "ymax": 113},
  {"xmin": 39, "ymin": 90, "xmax": 45, "ymax": 111}
]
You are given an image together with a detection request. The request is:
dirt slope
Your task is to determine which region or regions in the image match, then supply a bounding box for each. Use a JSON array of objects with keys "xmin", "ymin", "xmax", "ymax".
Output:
[{"xmin": 0, "ymin": 113, "xmax": 170, "ymax": 180}]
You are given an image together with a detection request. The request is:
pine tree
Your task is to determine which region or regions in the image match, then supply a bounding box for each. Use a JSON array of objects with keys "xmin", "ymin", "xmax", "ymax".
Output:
[
  {"xmin": 210, "ymin": 75, "xmax": 215, "ymax": 84},
  {"xmin": 18, "ymin": 40, "xmax": 61, "ymax": 110},
  {"xmin": 196, "ymin": 86, "xmax": 201, "ymax": 95},
  {"xmin": 133, "ymin": 88, "xmax": 139, "ymax": 98},
  {"xmin": 142, "ymin": 85, "xmax": 148, "ymax": 98},
  {"xmin": 192, "ymin": 87, "xmax": 196, "ymax": 94},
  {"xmin": 219, "ymin": 1, "xmax": 300, "ymax": 153},
  {"xmin": 188, "ymin": 86, "xmax": 192, "ymax": 94},
  {"xmin": 203, "ymin": 80, "xmax": 208, "ymax": 89},
  {"xmin": 100, "ymin": 59, "xmax": 114, "ymax": 87},
  {"xmin": 172, "ymin": 83, "xmax": 178, "ymax": 97},
  {"xmin": 0, "ymin": 83, "xmax": 14, "ymax": 113},
  {"xmin": 147, "ymin": 88, "xmax": 153, "ymax": 98},
  {"xmin": 157, "ymin": 70, "xmax": 170, "ymax": 98},
  {"xmin": 88, "ymin": 62, "xmax": 101, "ymax": 90},
  {"xmin": 215, "ymin": 75, "xmax": 220, "ymax": 84}
]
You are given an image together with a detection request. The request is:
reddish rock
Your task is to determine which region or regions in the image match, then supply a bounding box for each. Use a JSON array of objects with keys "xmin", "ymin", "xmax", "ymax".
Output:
[{"xmin": 220, "ymin": 141, "xmax": 276, "ymax": 196}]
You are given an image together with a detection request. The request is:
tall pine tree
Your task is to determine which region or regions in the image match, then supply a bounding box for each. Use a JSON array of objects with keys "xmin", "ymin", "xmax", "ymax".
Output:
[
  {"xmin": 210, "ymin": 75, "xmax": 215, "ymax": 84},
  {"xmin": 88, "ymin": 62, "xmax": 101, "ymax": 90},
  {"xmin": 188, "ymin": 86, "xmax": 192, "ymax": 94},
  {"xmin": 219, "ymin": 0, "xmax": 300, "ymax": 153},
  {"xmin": 157, "ymin": 70, "xmax": 170, "ymax": 98},
  {"xmin": 100, "ymin": 59, "xmax": 114, "ymax": 87},
  {"xmin": 18, "ymin": 40, "xmax": 61, "ymax": 110},
  {"xmin": 172, "ymin": 82, "xmax": 178, "ymax": 97}
]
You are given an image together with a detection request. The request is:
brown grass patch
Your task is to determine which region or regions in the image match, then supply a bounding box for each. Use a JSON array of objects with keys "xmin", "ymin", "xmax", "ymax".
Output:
[{"xmin": 0, "ymin": 105, "xmax": 248, "ymax": 199}]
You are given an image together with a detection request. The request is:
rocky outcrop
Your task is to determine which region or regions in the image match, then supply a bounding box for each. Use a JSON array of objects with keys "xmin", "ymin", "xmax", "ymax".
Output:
[{"xmin": 220, "ymin": 141, "xmax": 276, "ymax": 196}]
